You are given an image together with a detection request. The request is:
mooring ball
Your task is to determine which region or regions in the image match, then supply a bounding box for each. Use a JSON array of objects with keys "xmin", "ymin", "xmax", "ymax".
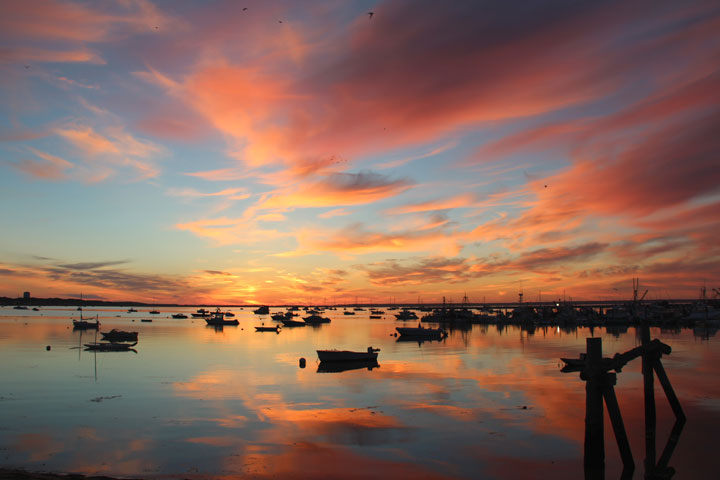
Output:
[
  {"xmin": 46, "ymin": 345, "xmax": 51, "ymax": 351},
  {"xmin": 299, "ymin": 357, "xmax": 306, "ymax": 368}
]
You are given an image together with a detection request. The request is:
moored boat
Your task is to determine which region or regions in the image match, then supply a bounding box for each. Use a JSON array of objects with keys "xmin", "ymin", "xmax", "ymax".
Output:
[
  {"xmin": 281, "ymin": 318, "xmax": 306, "ymax": 327},
  {"xmin": 172, "ymin": 313, "xmax": 188, "ymax": 319},
  {"xmin": 254, "ymin": 305, "xmax": 270, "ymax": 315},
  {"xmin": 396, "ymin": 325, "xmax": 446, "ymax": 338},
  {"xmin": 316, "ymin": 347, "xmax": 380, "ymax": 362},
  {"xmin": 255, "ymin": 325, "xmax": 280, "ymax": 332},
  {"xmin": 73, "ymin": 319, "xmax": 100, "ymax": 329},
  {"xmin": 303, "ymin": 314, "xmax": 331, "ymax": 324},
  {"xmin": 101, "ymin": 329, "xmax": 138, "ymax": 342},
  {"xmin": 205, "ymin": 307, "xmax": 239, "ymax": 325}
]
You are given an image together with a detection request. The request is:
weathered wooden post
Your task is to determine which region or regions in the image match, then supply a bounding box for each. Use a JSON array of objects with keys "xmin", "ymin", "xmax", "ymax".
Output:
[
  {"xmin": 641, "ymin": 323, "xmax": 657, "ymax": 471},
  {"xmin": 584, "ymin": 337, "xmax": 604, "ymax": 472}
]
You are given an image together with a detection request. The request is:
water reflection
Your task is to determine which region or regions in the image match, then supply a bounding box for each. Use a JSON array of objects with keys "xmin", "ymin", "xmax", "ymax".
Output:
[
  {"xmin": 317, "ymin": 360, "xmax": 380, "ymax": 373},
  {"xmin": 0, "ymin": 306, "xmax": 719, "ymax": 478}
]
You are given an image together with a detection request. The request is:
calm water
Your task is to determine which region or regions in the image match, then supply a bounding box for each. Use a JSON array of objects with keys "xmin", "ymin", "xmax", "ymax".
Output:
[{"xmin": 1, "ymin": 306, "xmax": 719, "ymax": 479}]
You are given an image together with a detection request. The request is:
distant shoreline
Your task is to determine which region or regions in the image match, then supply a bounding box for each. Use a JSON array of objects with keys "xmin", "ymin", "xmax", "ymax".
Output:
[
  {"xmin": 0, "ymin": 469, "xmax": 125, "ymax": 480},
  {"xmin": 0, "ymin": 296, "xmax": 707, "ymax": 309}
]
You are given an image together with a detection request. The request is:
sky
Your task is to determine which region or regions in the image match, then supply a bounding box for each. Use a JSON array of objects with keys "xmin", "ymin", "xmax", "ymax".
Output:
[{"xmin": 0, "ymin": 0, "xmax": 719, "ymax": 305}]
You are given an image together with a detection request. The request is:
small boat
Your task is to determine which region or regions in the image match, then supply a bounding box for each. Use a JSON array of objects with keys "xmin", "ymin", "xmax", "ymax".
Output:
[
  {"xmin": 370, "ymin": 309, "xmax": 385, "ymax": 314},
  {"xmin": 149, "ymin": 310, "xmax": 160, "ymax": 314},
  {"xmin": 224, "ymin": 311, "xmax": 235, "ymax": 317},
  {"xmin": 396, "ymin": 325, "xmax": 446, "ymax": 338},
  {"xmin": 14, "ymin": 305, "xmax": 28, "ymax": 310},
  {"xmin": 369, "ymin": 315, "xmax": 381, "ymax": 319},
  {"xmin": 317, "ymin": 347, "xmax": 380, "ymax": 362},
  {"xmin": 303, "ymin": 314, "xmax": 331, "ymax": 324},
  {"xmin": 281, "ymin": 318, "xmax": 306, "ymax": 327},
  {"xmin": 343, "ymin": 311, "xmax": 356, "ymax": 315},
  {"xmin": 395, "ymin": 310, "xmax": 418, "ymax": 320},
  {"xmin": 141, "ymin": 318, "xmax": 153, "ymax": 323},
  {"xmin": 85, "ymin": 341, "xmax": 137, "ymax": 351},
  {"xmin": 171, "ymin": 313, "xmax": 188, "ymax": 319},
  {"xmin": 254, "ymin": 306, "xmax": 270, "ymax": 315},
  {"xmin": 127, "ymin": 308, "xmax": 138, "ymax": 313},
  {"xmin": 191, "ymin": 308, "xmax": 209, "ymax": 318},
  {"xmin": 73, "ymin": 319, "xmax": 100, "ymax": 329},
  {"xmin": 271, "ymin": 313, "xmax": 286, "ymax": 321},
  {"xmin": 205, "ymin": 308, "xmax": 239, "ymax": 326},
  {"xmin": 255, "ymin": 325, "xmax": 280, "ymax": 332},
  {"xmin": 101, "ymin": 329, "xmax": 138, "ymax": 342}
]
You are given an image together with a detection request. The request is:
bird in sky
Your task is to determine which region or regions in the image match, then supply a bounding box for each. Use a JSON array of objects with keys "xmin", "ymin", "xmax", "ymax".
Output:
[
  {"xmin": 368, "ymin": 12, "xmax": 374, "ymax": 19},
  {"xmin": 243, "ymin": 7, "xmax": 248, "ymax": 11}
]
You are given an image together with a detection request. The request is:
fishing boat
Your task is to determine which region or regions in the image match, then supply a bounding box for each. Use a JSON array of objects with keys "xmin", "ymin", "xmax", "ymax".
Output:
[
  {"xmin": 171, "ymin": 313, "xmax": 188, "ymax": 319},
  {"xmin": 255, "ymin": 324, "xmax": 280, "ymax": 332},
  {"xmin": 205, "ymin": 308, "xmax": 239, "ymax": 326},
  {"xmin": 396, "ymin": 325, "xmax": 446, "ymax": 338},
  {"xmin": 271, "ymin": 313, "xmax": 286, "ymax": 321},
  {"xmin": 73, "ymin": 319, "xmax": 100, "ymax": 329},
  {"xmin": 253, "ymin": 305, "xmax": 270, "ymax": 315},
  {"xmin": 84, "ymin": 341, "xmax": 137, "ymax": 351},
  {"xmin": 281, "ymin": 318, "xmax": 306, "ymax": 327},
  {"xmin": 316, "ymin": 347, "xmax": 380, "ymax": 362},
  {"xmin": 101, "ymin": 329, "xmax": 138, "ymax": 342},
  {"xmin": 395, "ymin": 310, "xmax": 418, "ymax": 320},
  {"xmin": 303, "ymin": 314, "xmax": 331, "ymax": 324},
  {"xmin": 191, "ymin": 308, "xmax": 209, "ymax": 318},
  {"xmin": 73, "ymin": 305, "xmax": 100, "ymax": 329}
]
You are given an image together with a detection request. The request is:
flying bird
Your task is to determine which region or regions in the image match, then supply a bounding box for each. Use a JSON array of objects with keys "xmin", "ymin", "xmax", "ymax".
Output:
[
  {"xmin": 279, "ymin": 20, "xmax": 283, "ymax": 23},
  {"xmin": 368, "ymin": 12, "xmax": 374, "ymax": 19},
  {"xmin": 243, "ymin": 7, "xmax": 248, "ymax": 10}
]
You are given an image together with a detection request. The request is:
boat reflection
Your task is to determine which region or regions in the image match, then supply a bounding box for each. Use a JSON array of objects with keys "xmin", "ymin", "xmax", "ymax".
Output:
[
  {"xmin": 317, "ymin": 360, "xmax": 380, "ymax": 373},
  {"xmin": 395, "ymin": 336, "xmax": 444, "ymax": 346}
]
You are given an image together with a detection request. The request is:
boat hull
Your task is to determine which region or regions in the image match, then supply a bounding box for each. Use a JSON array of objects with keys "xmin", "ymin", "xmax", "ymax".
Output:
[{"xmin": 205, "ymin": 318, "xmax": 239, "ymax": 326}]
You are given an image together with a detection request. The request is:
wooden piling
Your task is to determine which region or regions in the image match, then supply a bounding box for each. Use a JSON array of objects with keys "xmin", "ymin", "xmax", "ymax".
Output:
[
  {"xmin": 640, "ymin": 322, "xmax": 657, "ymax": 471},
  {"xmin": 584, "ymin": 337, "xmax": 604, "ymax": 471}
]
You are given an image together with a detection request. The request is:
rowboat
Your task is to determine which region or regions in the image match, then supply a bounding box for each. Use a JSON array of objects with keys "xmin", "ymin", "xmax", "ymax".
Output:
[
  {"xmin": 255, "ymin": 325, "xmax": 280, "ymax": 332},
  {"xmin": 316, "ymin": 347, "xmax": 380, "ymax": 362}
]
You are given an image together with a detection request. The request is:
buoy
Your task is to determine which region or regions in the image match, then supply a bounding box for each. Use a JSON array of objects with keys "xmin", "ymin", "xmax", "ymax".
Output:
[
  {"xmin": 46, "ymin": 345, "xmax": 51, "ymax": 351},
  {"xmin": 299, "ymin": 357, "xmax": 306, "ymax": 368}
]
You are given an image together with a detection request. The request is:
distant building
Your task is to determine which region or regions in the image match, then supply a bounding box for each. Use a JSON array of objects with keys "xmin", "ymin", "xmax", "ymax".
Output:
[{"xmin": 23, "ymin": 291, "xmax": 30, "ymax": 300}]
